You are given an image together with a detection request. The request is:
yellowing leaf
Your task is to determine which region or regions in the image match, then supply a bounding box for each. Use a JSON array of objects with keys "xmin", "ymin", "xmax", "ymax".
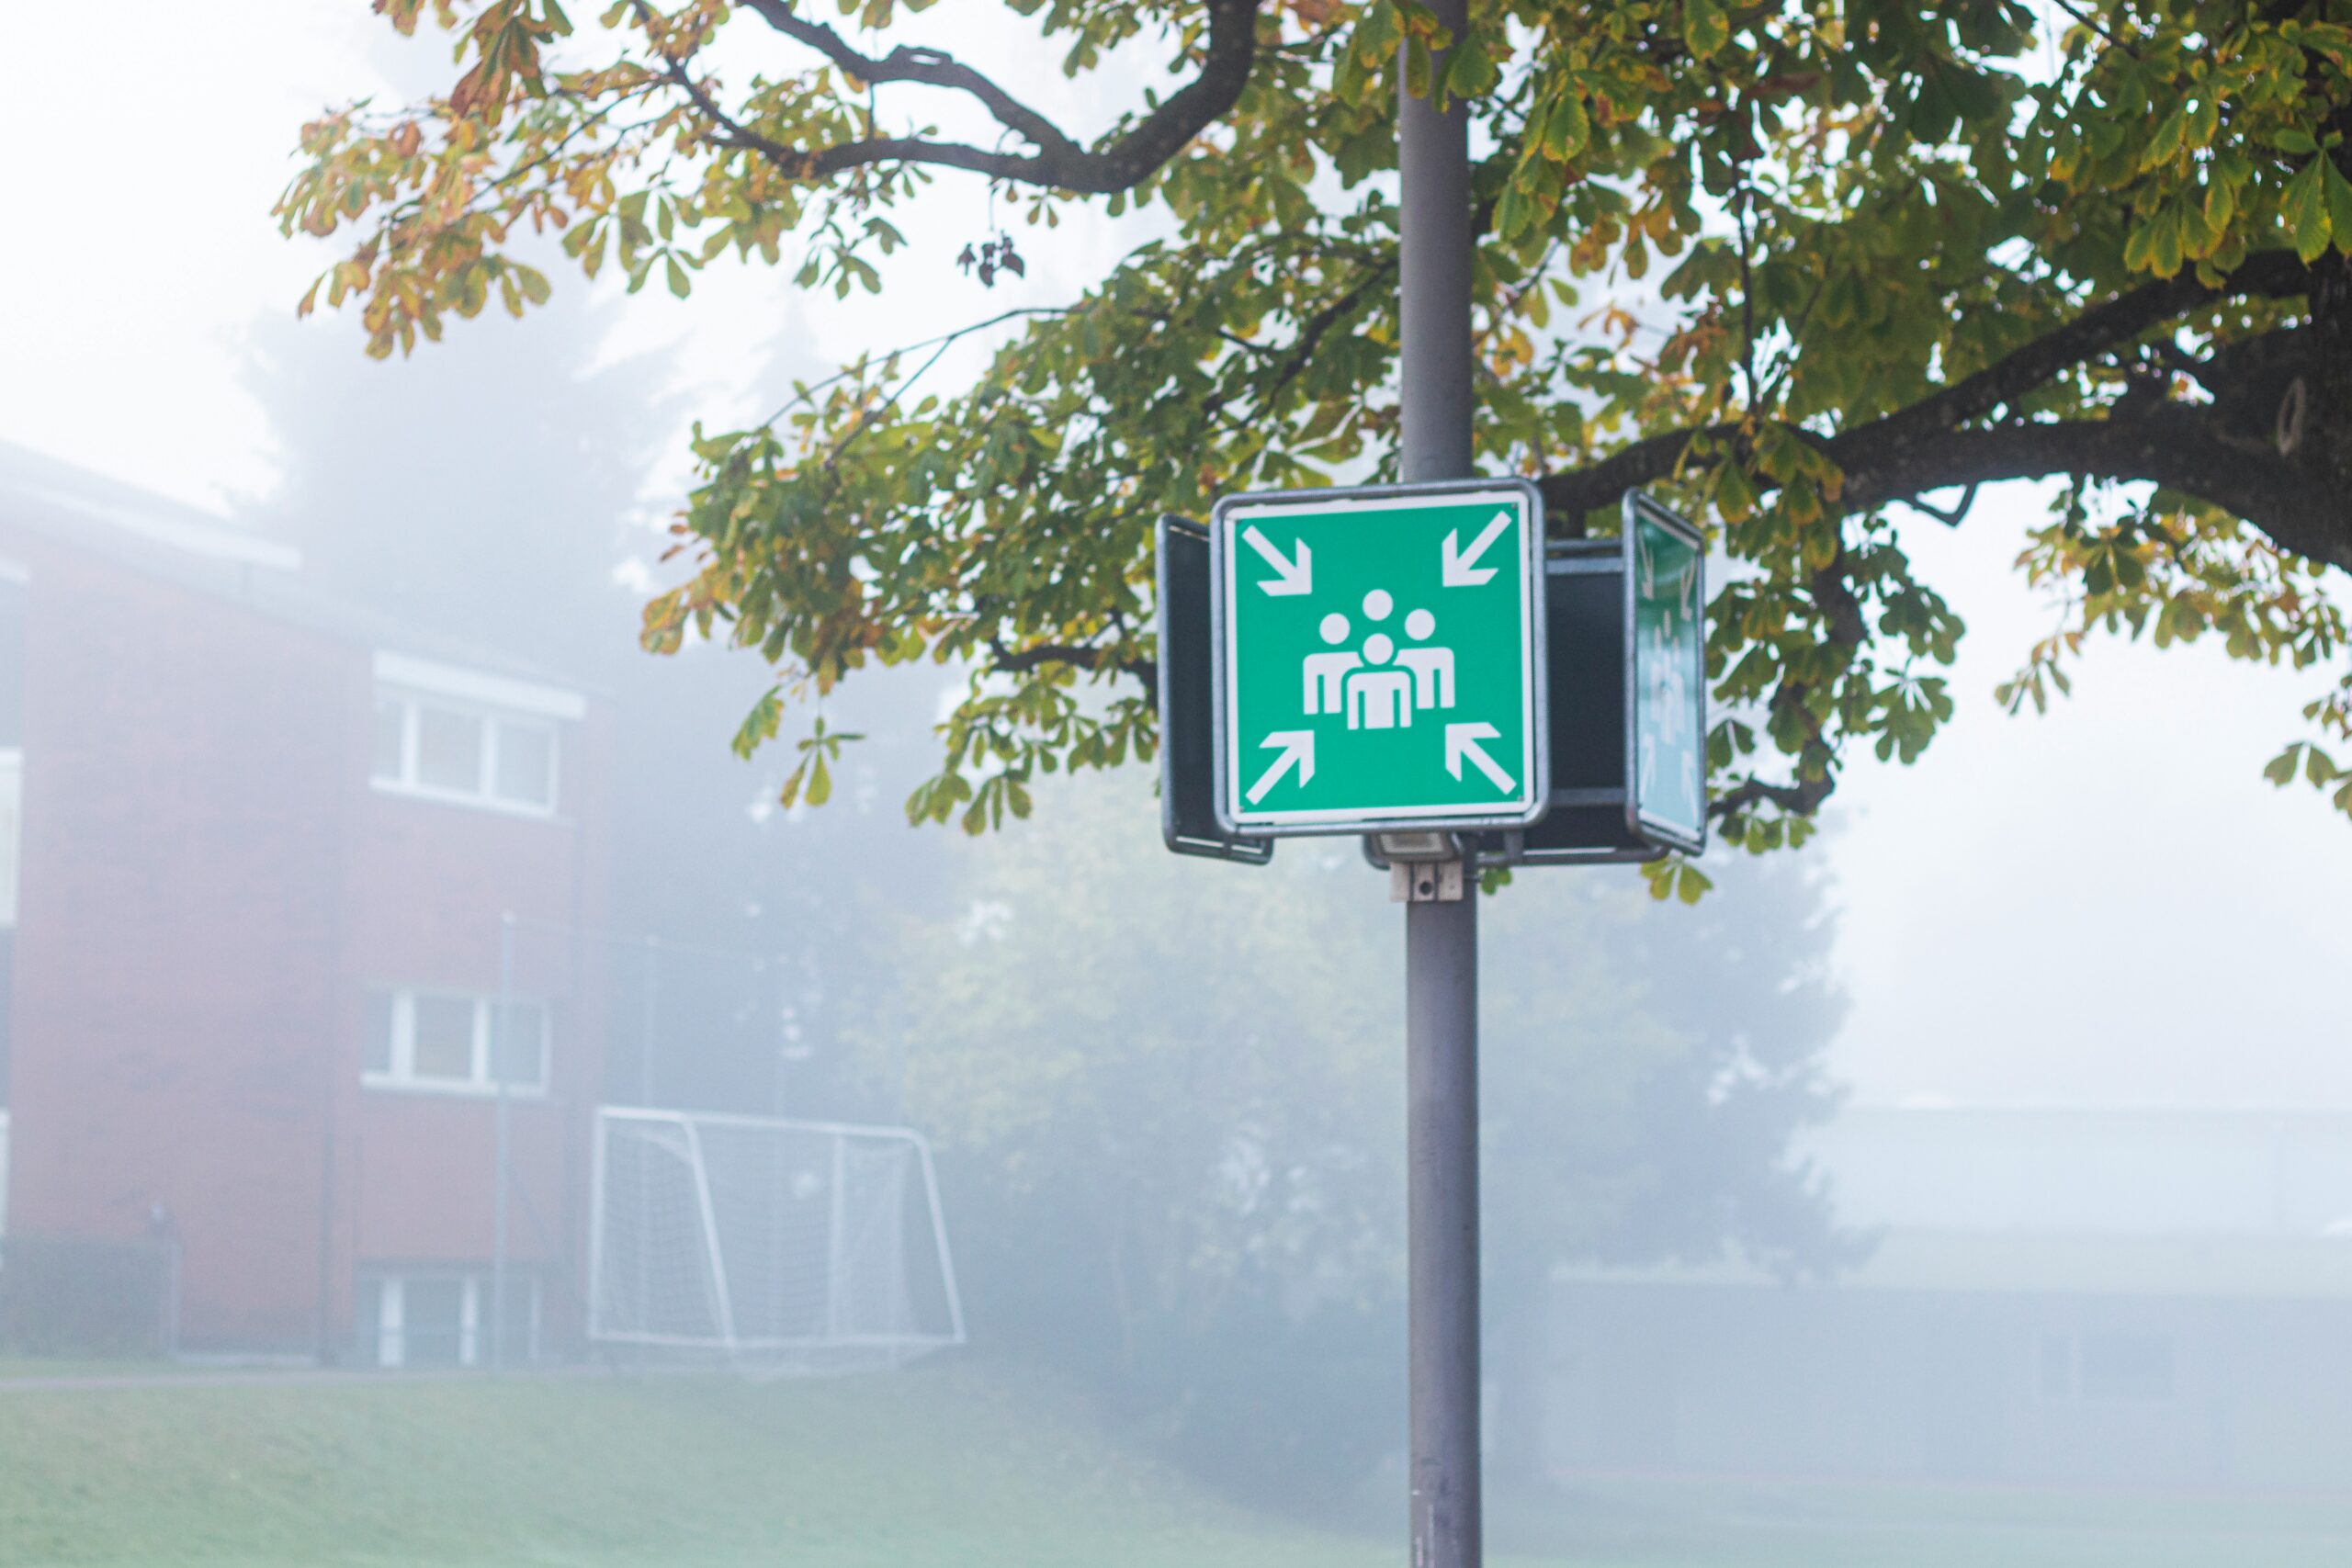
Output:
[
  {"xmin": 1684, "ymin": 0, "xmax": 1729, "ymax": 61},
  {"xmin": 2328, "ymin": 160, "xmax": 2352, "ymax": 257},
  {"xmin": 2285, "ymin": 159, "xmax": 2332, "ymax": 263},
  {"xmin": 2139, "ymin": 107, "xmax": 2186, "ymax": 171}
]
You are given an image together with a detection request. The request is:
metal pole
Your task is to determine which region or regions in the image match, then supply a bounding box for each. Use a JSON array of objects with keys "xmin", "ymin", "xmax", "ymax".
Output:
[
  {"xmin": 492, "ymin": 910, "xmax": 514, "ymax": 1370},
  {"xmin": 640, "ymin": 935, "xmax": 661, "ymax": 1108},
  {"xmin": 1399, "ymin": 1, "xmax": 1482, "ymax": 1562}
]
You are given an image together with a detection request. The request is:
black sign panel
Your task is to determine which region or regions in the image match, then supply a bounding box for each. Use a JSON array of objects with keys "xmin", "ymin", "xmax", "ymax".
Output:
[{"xmin": 1157, "ymin": 516, "xmax": 1273, "ymax": 863}]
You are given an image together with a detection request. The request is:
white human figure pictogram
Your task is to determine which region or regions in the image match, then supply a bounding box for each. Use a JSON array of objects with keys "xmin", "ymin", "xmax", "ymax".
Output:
[
  {"xmin": 1301, "ymin": 611, "xmax": 1361, "ymax": 716},
  {"xmin": 1396, "ymin": 606, "xmax": 1454, "ymax": 710},
  {"xmin": 1344, "ymin": 630, "xmax": 1414, "ymax": 729}
]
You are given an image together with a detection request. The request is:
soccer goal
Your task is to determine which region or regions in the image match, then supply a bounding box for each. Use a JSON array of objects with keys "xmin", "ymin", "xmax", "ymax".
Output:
[{"xmin": 587, "ymin": 1108, "xmax": 965, "ymax": 1371}]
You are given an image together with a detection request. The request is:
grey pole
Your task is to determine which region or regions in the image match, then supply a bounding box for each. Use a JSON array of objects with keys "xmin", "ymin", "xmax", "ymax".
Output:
[
  {"xmin": 1398, "ymin": 1, "xmax": 1482, "ymax": 1563},
  {"xmin": 492, "ymin": 910, "xmax": 514, "ymax": 1370},
  {"xmin": 640, "ymin": 935, "xmax": 662, "ymax": 1107}
]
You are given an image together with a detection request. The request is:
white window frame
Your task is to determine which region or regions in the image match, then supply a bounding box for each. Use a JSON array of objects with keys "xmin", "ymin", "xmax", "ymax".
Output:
[
  {"xmin": 371, "ymin": 689, "xmax": 563, "ymax": 818},
  {"xmin": 362, "ymin": 988, "xmax": 550, "ymax": 1098},
  {"xmin": 364, "ymin": 1271, "xmax": 542, "ymax": 1369}
]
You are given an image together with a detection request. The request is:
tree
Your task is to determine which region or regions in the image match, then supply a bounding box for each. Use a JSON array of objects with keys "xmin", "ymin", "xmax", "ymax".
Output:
[
  {"xmin": 865, "ymin": 770, "xmax": 1845, "ymax": 1495},
  {"xmin": 248, "ymin": 291, "xmax": 662, "ymax": 674},
  {"xmin": 246, "ymin": 281, "xmax": 965, "ymax": 1114},
  {"xmin": 278, "ymin": 2, "xmax": 2352, "ymax": 864}
]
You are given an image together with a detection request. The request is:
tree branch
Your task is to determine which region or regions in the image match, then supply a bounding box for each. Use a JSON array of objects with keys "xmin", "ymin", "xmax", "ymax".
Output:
[
  {"xmin": 1540, "ymin": 251, "xmax": 2319, "ymax": 536},
  {"xmin": 989, "ymin": 638, "xmax": 1157, "ymax": 688},
  {"xmin": 1835, "ymin": 250, "xmax": 2312, "ymax": 475},
  {"xmin": 1838, "ymin": 412, "xmax": 2350, "ymax": 571},
  {"xmin": 1533, "ymin": 251, "xmax": 2334, "ymax": 830},
  {"xmin": 1710, "ymin": 773, "xmax": 1836, "ymax": 822},
  {"xmin": 630, "ymin": 1, "xmax": 807, "ymax": 169},
  {"xmin": 727, "ymin": 0, "xmax": 1263, "ymax": 193},
  {"xmin": 1540, "ymin": 422, "xmax": 1748, "ymax": 524},
  {"xmin": 739, "ymin": 0, "xmax": 1083, "ymax": 161}
]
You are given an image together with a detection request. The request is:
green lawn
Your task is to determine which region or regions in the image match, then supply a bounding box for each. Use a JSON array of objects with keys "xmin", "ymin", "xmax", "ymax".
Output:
[
  {"xmin": 1, "ymin": 1358, "xmax": 2347, "ymax": 1568},
  {"xmin": 0, "ymin": 1360, "xmax": 1423, "ymax": 1568},
  {"xmin": 1487, "ymin": 1475, "xmax": 2352, "ymax": 1568}
]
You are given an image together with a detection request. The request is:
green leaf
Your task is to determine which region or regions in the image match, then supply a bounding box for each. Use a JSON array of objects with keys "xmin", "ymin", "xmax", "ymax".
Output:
[
  {"xmin": 1541, "ymin": 90, "xmax": 1589, "ymax": 161},
  {"xmin": 732, "ymin": 688, "xmax": 784, "ymax": 760},
  {"xmin": 2285, "ymin": 160, "xmax": 2333, "ymax": 263},
  {"xmin": 1403, "ymin": 38, "xmax": 1433, "ymax": 103},
  {"xmin": 2148, "ymin": 205, "xmax": 2183, "ymax": 276},
  {"xmin": 2326, "ymin": 160, "xmax": 2352, "ymax": 256},
  {"xmin": 1714, "ymin": 459, "xmax": 1760, "ymax": 522},
  {"xmin": 1684, "ymin": 0, "xmax": 1729, "ymax": 60},
  {"xmin": 2140, "ymin": 107, "xmax": 2186, "ymax": 171}
]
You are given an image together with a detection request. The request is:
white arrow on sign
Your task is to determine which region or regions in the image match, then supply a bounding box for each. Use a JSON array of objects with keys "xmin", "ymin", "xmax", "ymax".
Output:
[
  {"xmin": 1440, "ymin": 510, "xmax": 1514, "ymax": 588},
  {"xmin": 1246, "ymin": 730, "xmax": 1316, "ymax": 804},
  {"xmin": 1444, "ymin": 722, "xmax": 1515, "ymax": 794},
  {"xmin": 1242, "ymin": 525, "xmax": 1313, "ymax": 596}
]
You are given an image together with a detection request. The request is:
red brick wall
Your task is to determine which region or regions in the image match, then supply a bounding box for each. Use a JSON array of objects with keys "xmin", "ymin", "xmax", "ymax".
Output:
[
  {"xmin": 6, "ymin": 537, "xmax": 350, "ymax": 1349},
  {"xmin": 2, "ymin": 521, "xmax": 608, "ymax": 1355}
]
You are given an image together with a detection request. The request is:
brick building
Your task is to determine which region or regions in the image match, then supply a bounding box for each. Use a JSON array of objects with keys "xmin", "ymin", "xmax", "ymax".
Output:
[{"xmin": 0, "ymin": 442, "xmax": 613, "ymax": 1363}]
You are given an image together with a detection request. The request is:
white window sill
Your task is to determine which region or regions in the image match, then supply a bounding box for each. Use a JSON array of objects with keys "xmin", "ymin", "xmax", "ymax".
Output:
[
  {"xmin": 368, "ymin": 778, "xmax": 562, "ymax": 822},
  {"xmin": 362, "ymin": 1074, "xmax": 549, "ymax": 1101}
]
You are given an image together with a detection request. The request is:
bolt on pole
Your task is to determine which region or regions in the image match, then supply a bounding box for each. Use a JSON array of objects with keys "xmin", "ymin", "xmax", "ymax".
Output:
[{"xmin": 1397, "ymin": 0, "xmax": 1483, "ymax": 1562}]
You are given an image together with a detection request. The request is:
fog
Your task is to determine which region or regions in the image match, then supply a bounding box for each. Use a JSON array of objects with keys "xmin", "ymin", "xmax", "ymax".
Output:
[{"xmin": 1, "ymin": 6, "xmax": 2349, "ymax": 1567}]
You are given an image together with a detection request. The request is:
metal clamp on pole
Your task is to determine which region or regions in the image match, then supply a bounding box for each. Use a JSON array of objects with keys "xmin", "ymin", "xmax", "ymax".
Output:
[
  {"xmin": 1393, "ymin": 859, "xmax": 1467, "ymax": 903},
  {"xmin": 1374, "ymin": 832, "xmax": 1470, "ymax": 902}
]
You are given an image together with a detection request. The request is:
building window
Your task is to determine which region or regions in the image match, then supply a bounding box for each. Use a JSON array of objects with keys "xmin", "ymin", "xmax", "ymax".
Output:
[
  {"xmin": 371, "ymin": 691, "xmax": 560, "ymax": 815},
  {"xmin": 362, "ymin": 988, "xmax": 549, "ymax": 1096},
  {"xmin": 2039, "ymin": 1330, "xmax": 2176, "ymax": 1403},
  {"xmin": 358, "ymin": 1271, "xmax": 541, "ymax": 1368}
]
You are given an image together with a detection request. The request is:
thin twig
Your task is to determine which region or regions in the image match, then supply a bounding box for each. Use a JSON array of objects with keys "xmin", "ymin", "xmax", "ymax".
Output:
[
  {"xmin": 756, "ymin": 305, "xmax": 1070, "ymax": 430},
  {"xmin": 2042, "ymin": 0, "xmax": 2143, "ymax": 62}
]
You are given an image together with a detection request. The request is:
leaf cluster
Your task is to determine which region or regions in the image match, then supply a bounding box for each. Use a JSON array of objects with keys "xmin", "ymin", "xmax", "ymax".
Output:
[{"xmin": 282, "ymin": 0, "xmax": 2352, "ymax": 845}]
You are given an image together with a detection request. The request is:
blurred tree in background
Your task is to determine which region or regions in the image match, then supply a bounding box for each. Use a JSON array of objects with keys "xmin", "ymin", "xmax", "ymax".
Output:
[{"xmin": 866, "ymin": 774, "xmax": 1847, "ymax": 1499}]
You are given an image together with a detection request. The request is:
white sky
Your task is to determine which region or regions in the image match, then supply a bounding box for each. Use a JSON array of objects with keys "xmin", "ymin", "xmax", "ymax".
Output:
[{"xmin": 3, "ymin": 3, "xmax": 2346, "ymax": 1108}]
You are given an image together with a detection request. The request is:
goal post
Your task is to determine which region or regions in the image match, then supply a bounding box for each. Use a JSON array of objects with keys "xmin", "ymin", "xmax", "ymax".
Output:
[{"xmin": 587, "ymin": 1107, "xmax": 966, "ymax": 1367}]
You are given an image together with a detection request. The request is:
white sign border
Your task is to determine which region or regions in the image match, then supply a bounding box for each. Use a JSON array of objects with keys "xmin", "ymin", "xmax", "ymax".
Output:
[
  {"xmin": 1209, "ymin": 478, "xmax": 1550, "ymax": 837},
  {"xmin": 1623, "ymin": 491, "xmax": 1709, "ymax": 856}
]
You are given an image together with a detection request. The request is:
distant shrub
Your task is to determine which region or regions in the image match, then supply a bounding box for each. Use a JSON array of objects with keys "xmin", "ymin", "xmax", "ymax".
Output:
[{"xmin": 1118, "ymin": 1285, "xmax": 1402, "ymax": 1509}]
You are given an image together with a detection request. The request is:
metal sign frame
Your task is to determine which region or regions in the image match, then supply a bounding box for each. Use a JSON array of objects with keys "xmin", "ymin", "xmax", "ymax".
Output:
[
  {"xmin": 1505, "ymin": 540, "xmax": 1667, "ymax": 867},
  {"xmin": 1207, "ymin": 477, "xmax": 1551, "ymax": 839},
  {"xmin": 1621, "ymin": 491, "xmax": 1709, "ymax": 857},
  {"xmin": 1156, "ymin": 515, "xmax": 1274, "ymax": 863}
]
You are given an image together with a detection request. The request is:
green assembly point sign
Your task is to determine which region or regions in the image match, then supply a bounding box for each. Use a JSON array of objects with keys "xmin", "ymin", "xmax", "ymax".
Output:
[
  {"xmin": 1627, "ymin": 494, "xmax": 1707, "ymax": 852},
  {"xmin": 1213, "ymin": 479, "xmax": 1547, "ymax": 835}
]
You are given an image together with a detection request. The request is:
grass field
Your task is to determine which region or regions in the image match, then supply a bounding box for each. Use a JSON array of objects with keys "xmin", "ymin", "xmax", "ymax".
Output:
[{"xmin": 2, "ymin": 1358, "xmax": 2349, "ymax": 1568}]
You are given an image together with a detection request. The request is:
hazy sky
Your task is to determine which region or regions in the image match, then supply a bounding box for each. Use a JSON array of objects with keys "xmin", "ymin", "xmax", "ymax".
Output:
[{"xmin": 4, "ymin": 3, "xmax": 2346, "ymax": 1109}]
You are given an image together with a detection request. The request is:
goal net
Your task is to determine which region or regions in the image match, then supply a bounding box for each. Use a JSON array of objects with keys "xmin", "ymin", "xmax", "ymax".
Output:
[{"xmin": 587, "ymin": 1108, "xmax": 965, "ymax": 1371}]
